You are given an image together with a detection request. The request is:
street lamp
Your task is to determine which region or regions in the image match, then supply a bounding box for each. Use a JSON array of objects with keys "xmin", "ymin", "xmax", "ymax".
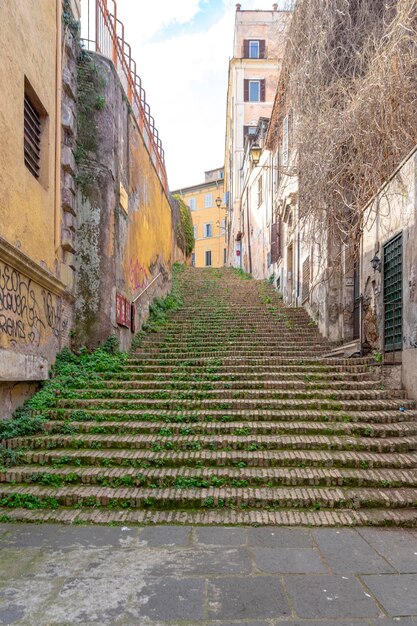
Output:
[
  {"xmin": 250, "ymin": 143, "xmax": 262, "ymax": 166},
  {"xmin": 215, "ymin": 196, "xmax": 222, "ymax": 208}
]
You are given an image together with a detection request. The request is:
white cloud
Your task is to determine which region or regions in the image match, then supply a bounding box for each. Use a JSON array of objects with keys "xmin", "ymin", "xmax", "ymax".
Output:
[{"xmin": 89, "ymin": 0, "xmax": 279, "ymax": 189}]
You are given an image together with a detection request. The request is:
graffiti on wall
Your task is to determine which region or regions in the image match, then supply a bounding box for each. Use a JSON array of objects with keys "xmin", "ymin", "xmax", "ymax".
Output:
[
  {"xmin": 0, "ymin": 261, "xmax": 61, "ymax": 347},
  {"xmin": 129, "ymin": 258, "xmax": 149, "ymax": 292}
]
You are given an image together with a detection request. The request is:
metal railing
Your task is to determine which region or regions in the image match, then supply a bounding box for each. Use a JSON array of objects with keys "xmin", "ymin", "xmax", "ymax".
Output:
[
  {"xmin": 81, "ymin": 0, "xmax": 167, "ymax": 191},
  {"xmin": 132, "ymin": 272, "xmax": 162, "ymax": 304}
]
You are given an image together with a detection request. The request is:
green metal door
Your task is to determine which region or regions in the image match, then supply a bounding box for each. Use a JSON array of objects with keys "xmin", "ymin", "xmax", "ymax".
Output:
[{"xmin": 383, "ymin": 233, "xmax": 403, "ymax": 351}]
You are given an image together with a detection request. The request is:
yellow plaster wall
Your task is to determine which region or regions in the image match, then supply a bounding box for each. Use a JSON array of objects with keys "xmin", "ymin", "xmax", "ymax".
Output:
[
  {"xmin": 180, "ymin": 182, "xmax": 226, "ymax": 268},
  {"xmin": 124, "ymin": 122, "xmax": 173, "ymax": 297},
  {"xmin": 0, "ymin": 0, "xmax": 59, "ymax": 273}
]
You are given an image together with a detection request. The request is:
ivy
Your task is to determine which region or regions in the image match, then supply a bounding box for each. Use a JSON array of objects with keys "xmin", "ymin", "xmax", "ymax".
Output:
[{"xmin": 172, "ymin": 195, "xmax": 195, "ymax": 256}]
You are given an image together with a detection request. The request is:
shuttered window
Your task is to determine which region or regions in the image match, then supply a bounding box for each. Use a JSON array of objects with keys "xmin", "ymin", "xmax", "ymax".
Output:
[
  {"xmin": 24, "ymin": 93, "xmax": 41, "ymax": 179},
  {"xmin": 244, "ymin": 79, "xmax": 265, "ymax": 102},
  {"xmin": 243, "ymin": 39, "xmax": 266, "ymax": 58}
]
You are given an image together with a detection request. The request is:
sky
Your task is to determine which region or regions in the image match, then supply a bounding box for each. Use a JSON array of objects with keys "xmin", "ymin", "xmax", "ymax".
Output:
[{"xmin": 82, "ymin": 1, "xmax": 283, "ymax": 190}]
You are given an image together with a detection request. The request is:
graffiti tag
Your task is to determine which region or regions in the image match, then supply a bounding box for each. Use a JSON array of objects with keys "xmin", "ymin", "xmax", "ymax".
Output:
[
  {"xmin": 0, "ymin": 261, "xmax": 61, "ymax": 345},
  {"xmin": 129, "ymin": 258, "xmax": 149, "ymax": 291}
]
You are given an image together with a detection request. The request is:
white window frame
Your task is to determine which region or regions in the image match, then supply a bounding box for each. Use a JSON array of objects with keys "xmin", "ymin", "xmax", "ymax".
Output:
[
  {"xmin": 189, "ymin": 197, "xmax": 196, "ymax": 210},
  {"xmin": 203, "ymin": 223, "xmax": 212, "ymax": 238},
  {"xmin": 248, "ymin": 81, "xmax": 260, "ymax": 102},
  {"xmin": 204, "ymin": 193, "xmax": 213, "ymax": 208},
  {"xmin": 249, "ymin": 40, "xmax": 260, "ymax": 59}
]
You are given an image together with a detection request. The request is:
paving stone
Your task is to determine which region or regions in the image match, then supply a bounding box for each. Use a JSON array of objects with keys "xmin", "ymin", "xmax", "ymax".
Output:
[
  {"xmin": 253, "ymin": 546, "xmax": 328, "ymax": 573},
  {"xmin": 148, "ymin": 547, "xmax": 252, "ymax": 577},
  {"xmin": 207, "ymin": 576, "xmax": 290, "ymax": 620},
  {"xmin": 0, "ymin": 523, "xmax": 138, "ymax": 550},
  {"xmin": 248, "ymin": 527, "xmax": 313, "ymax": 547},
  {"xmin": 363, "ymin": 574, "xmax": 417, "ymax": 616},
  {"xmin": 358, "ymin": 528, "xmax": 417, "ymax": 573},
  {"xmin": 139, "ymin": 525, "xmax": 192, "ymax": 547},
  {"xmin": 284, "ymin": 574, "xmax": 381, "ymax": 619},
  {"xmin": 129, "ymin": 576, "xmax": 206, "ymax": 622},
  {"xmin": 312, "ymin": 529, "xmax": 396, "ymax": 574},
  {"xmin": 195, "ymin": 527, "xmax": 247, "ymax": 546}
]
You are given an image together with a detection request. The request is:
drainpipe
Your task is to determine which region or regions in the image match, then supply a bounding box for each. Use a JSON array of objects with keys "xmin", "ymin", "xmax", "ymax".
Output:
[{"xmin": 54, "ymin": 0, "xmax": 62, "ymax": 255}]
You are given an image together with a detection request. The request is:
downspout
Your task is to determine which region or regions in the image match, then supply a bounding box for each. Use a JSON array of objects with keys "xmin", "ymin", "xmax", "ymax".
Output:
[{"xmin": 54, "ymin": 0, "xmax": 63, "ymax": 255}]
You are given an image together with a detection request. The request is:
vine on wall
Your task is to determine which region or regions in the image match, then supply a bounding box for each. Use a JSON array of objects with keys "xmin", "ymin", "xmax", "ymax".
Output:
[{"xmin": 270, "ymin": 0, "xmax": 417, "ymax": 253}]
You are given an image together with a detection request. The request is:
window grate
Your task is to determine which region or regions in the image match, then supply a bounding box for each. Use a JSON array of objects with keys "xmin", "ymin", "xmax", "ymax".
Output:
[
  {"xmin": 24, "ymin": 94, "xmax": 41, "ymax": 178},
  {"xmin": 383, "ymin": 233, "xmax": 403, "ymax": 351}
]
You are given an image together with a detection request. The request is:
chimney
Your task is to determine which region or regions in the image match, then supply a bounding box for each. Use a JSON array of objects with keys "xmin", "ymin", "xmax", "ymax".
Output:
[
  {"xmin": 236, "ymin": 3, "xmax": 241, "ymax": 10},
  {"xmin": 273, "ymin": 3, "xmax": 278, "ymax": 10}
]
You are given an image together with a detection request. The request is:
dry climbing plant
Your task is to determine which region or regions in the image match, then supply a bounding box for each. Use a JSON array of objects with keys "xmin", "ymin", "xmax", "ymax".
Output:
[{"xmin": 270, "ymin": 0, "xmax": 417, "ymax": 268}]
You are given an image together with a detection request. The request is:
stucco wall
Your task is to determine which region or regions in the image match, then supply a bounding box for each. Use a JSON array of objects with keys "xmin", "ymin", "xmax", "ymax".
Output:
[
  {"xmin": 0, "ymin": 0, "xmax": 59, "ymax": 272},
  {"xmin": 0, "ymin": 0, "xmax": 74, "ymax": 418},
  {"xmin": 74, "ymin": 53, "xmax": 173, "ymax": 351}
]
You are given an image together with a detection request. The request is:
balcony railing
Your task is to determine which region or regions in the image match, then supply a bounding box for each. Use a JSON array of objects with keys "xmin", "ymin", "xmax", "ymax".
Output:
[{"xmin": 81, "ymin": 0, "xmax": 168, "ymax": 191}]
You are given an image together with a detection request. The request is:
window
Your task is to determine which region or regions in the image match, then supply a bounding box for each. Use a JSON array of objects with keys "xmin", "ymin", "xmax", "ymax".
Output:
[
  {"xmin": 221, "ymin": 219, "xmax": 226, "ymax": 231},
  {"xmin": 204, "ymin": 223, "xmax": 212, "ymax": 238},
  {"xmin": 24, "ymin": 92, "xmax": 42, "ymax": 179},
  {"xmin": 193, "ymin": 225, "xmax": 197, "ymax": 239},
  {"xmin": 257, "ymin": 176, "xmax": 263, "ymax": 207},
  {"xmin": 205, "ymin": 193, "xmax": 213, "ymax": 208},
  {"xmin": 249, "ymin": 81, "xmax": 260, "ymax": 102},
  {"xmin": 223, "ymin": 248, "xmax": 227, "ymax": 265},
  {"xmin": 219, "ymin": 171, "xmax": 224, "ymax": 179},
  {"xmin": 244, "ymin": 125, "xmax": 257, "ymax": 140},
  {"xmin": 244, "ymin": 79, "xmax": 265, "ymax": 102},
  {"xmin": 243, "ymin": 39, "xmax": 265, "ymax": 59},
  {"xmin": 191, "ymin": 253, "xmax": 195, "ymax": 266},
  {"xmin": 205, "ymin": 251, "xmax": 212, "ymax": 267},
  {"xmin": 189, "ymin": 197, "xmax": 196, "ymax": 210},
  {"xmin": 249, "ymin": 40, "xmax": 259, "ymax": 59}
]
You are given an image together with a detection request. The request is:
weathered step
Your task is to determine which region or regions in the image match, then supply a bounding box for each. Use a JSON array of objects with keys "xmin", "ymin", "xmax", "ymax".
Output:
[
  {"xmin": 59, "ymin": 397, "xmax": 414, "ymax": 413},
  {"xmin": 96, "ymin": 379, "xmax": 382, "ymax": 391},
  {"xmin": 43, "ymin": 419, "xmax": 417, "ymax": 438},
  {"xmin": 5, "ymin": 464, "xmax": 417, "ymax": 490},
  {"xmin": 100, "ymin": 371, "xmax": 380, "ymax": 383},
  {"xmin": 127, "ymin": 356, "xmax": 374, "ymax": 366},
  {"xmin": 71, "ymin": 387, "xmax": 398, "ymax": 401},
  {"xmin": 9, "ymin": 432, "xmax": 417, "ymax": 453},
  {"xmin": 50, "ymin": 407, "xmax": 417, "ymax": 425},
  {"xmin": 0, "ymin": 483, "xmax": 416, "ymax": 510},
  {"xmin": 123, "ymin": 363, "xmax": 375, "ymax": 373},
  {"xmin": 20, "ymin": 447, "xmax": 417, "ymax": 470},
  {"xmin": 2, "ymin": 506, "xmax": 416, "ymax": 527}
]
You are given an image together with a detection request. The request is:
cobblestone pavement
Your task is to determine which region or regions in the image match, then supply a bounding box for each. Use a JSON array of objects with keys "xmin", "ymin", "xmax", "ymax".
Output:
[{"xmin": 0, "ymin": 524, "xmax": 417, "ymax": 624}]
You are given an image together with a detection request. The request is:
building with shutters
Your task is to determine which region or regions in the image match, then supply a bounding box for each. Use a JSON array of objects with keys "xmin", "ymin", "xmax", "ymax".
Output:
[
  {"xmin": 224, "ymin": 2, "xmax": 294, "ymax": 269},
  {"xmin": 172, "ymin": 168, "xmax": 226, "ymax": 268}
]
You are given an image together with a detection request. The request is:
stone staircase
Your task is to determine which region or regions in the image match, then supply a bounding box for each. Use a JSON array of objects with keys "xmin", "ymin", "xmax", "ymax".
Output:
[{"xmin": 1, "ymin": 267, "xmax": 417, "ymax": 526}]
